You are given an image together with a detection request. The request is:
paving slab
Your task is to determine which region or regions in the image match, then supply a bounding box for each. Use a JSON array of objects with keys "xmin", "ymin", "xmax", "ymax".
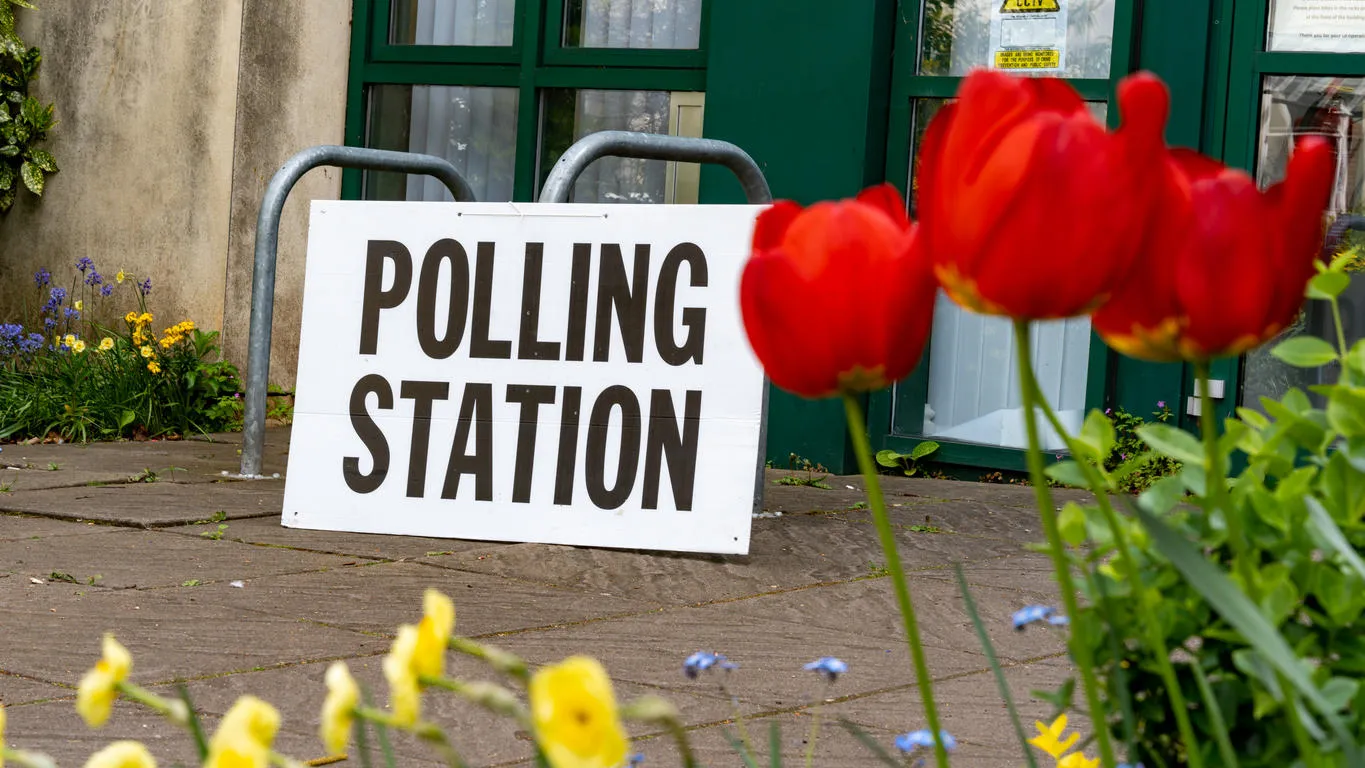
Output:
[
  {"xmin": 424, "ymin": 512, "xmax": 1026, "ymax": 608},
  {"xmin": 178, "ymin": 560, "xmax": 655, "ymax": 638},
  {"xmin": 915, "ymin": 552, "xmax": 1062, "ymax": 595},
  {"xmin": 839, "ymin": 498, "xmax": 1048, "ymax": 542},
  {"xmin": 0, "ymin": 513, "xmax": 115, "ymax": 541},
  {"xmin": 163, "ymin": 515, "xmax": 512, "ymax": 561},
  {"xmin": 0, "ymin": 672, "xmax": 70, "ymax": 706},
  {"xmin": 0, "ymin": 584, "xmax": 386, "ymax": 686},
  {"xmin": 0, "ymin": 527, "xmax": 356, "ymax": 588},
  {"xmin": 3, "ymin": 697, "xmax": 212, "ymax": 767},
  {"xmin": 0, "ymin": 480, "xmax": 285, "ymax": 526},
  {"xmin": 642, "ymin": 710, "xmax": 894, "ymax": 768}
]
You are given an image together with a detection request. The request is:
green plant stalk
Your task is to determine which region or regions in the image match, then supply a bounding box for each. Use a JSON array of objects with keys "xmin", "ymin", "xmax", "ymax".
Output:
[
  {"xmin": 0, "ymin": 748, "xmax": 56, "ymax": 768},
  {"xmin": 447, "ymin": 636, "xmax": 530, "ymax": 683},
  {"xmin": 804, "ymin": 698, "xmax": 822, "ymax": 768},
  {"xmin": 1030, "ymin": 392, "xmax": 1202, "ymax": 768},
  {"xmin": 842, "ymin": 393, "xmax": 949, "ymax": 768},
  {"xmin": 420, "ymin": 675, "xmax": 531, "ymax": 727},
  {"xmin": 1010, "ymin": 321, "xmax": 1115, "ymax": 768},
  {"xmin": 357, "ymin": 707, "xmax": 468, "ymax": 768},
  {"xmin": 117, "ymin": 680, "xmax": 189, "ymax": 726},
  {"xmin": 1331, "ymin": 297, "xmax": 1349, "ymax": 359},
  {"xmin": 668, "ymin": 720, "xmax": 700, "ymax": 768}
]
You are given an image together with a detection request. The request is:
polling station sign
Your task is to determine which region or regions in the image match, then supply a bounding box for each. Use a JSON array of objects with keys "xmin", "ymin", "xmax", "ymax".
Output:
[{"xmin": 282, "ymin": 202, "xmax": 767, "ymax": 555}]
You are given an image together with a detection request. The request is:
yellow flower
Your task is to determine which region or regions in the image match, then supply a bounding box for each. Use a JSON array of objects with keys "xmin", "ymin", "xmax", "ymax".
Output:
[
  {"xmin": 139, "ymin": 346, "xmax": 154, "ymax": 358},
  {"xmin": 72, "ymin": 340, "xmax": 87, "ymax": 354},
  {"xmin": 147, "ymin": 361, "xmax": 161, "ymax": 374},
  {"xmin": 1057, "ymin": 754, "xmax": 1100, "ymax": 768},
  {"xmin": 74, "ymin": 300, "xmax": 83, "ymax": 311},
  {"xmin": 116, "ymin": 270, "xmax": 126, "ymax": 284},
  {"xmin": 383, "ymin": 625, "xmax": 422, "ymax": 726},
  {"xmin": 84, "ymin": 741, "xmax": 156, "ymax": 768},
  {"xmin": 77, "ymin": 634, "xmax": 132, "ymax": 727},
  {"xmin": 529, "ymin": 656, "xmax": 628, "ymax": 768},
  {"xmin": 415, "ymin": 588, "xmax": 455, "ymax": 679},
  {"xmin": 158, "ymin": 337, "xmax": 176, "ymax": 349},
  {"xmin": 205, "ymin": 696, "xmax": 279, "ymax": 768},
  {"xmin": 320, "ymin": 661, "xmax": 360, "ymax": 754},
  {"xmin": 1029, "ymin": 715, "xmax": 1080, "ymax": 759},
  {"xmin": 124, "ymin": 311, "xmax": 137, "ymax": 323},
  {"xmin": 99, "ymin": 337, "xmax": 114, "ymax": 351},
  {"xmin": 138, "ymin": 313, "xmax": 153, "ymax": 325},
  {"xmin": 64, "ymin": 334, "xmax": 76, "ymax": 348}
]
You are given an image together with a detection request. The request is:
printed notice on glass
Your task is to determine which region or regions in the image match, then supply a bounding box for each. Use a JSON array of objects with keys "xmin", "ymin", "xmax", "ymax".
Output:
[
  {"xmin": 989, "ymin": 0, "xmax": 1067, "ymax": 72},
  {"xmin": 1270, "ymin": 0, "xmax": 1365, "ymax": 52}
]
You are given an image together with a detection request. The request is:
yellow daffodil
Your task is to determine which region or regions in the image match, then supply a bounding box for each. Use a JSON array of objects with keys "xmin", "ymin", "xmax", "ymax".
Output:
[
  {"xmin": 74, "ymin": 300, "xmax": 83, "ymax": 312},
  {"xmin": 139, "ymin": 346, "xmax": 154, "ymax": 358},
  {"xmin": 1057, "ymin": 754, "xmax": 1100, "ymax": 768},
  {"xmin": 415, "ymin": 588, "xmax": 455, "ymax": 679},
  {"xmin": 84, "ymin": 741, "xmax": 156, "ymax": 768},
  {"xmin": 147, "ymin": 361, "xmax": 161, "ymax": 374},
  {"xmin": 63, "ymin": 334, "xmax": 76, "ymax": 348},
  {"xmin": 1029, "ymin": 715, "xmax": 1080, "ymax": 759},
  {"xmin": 116, "ymin": 270, "xmax": 126, "ymax": 284},
  {"xmin": 72, "ymin": 340, "xmax": 87, "ymax": 354},
  {"xmin": 77, "ymin": 634, "xmax": 132, "ymax": 727},
  {"xmin": 99, "ymin": 337, "xmax": 114, "ymax": 352},
  {"xmin": 320, "ymin": 661, "xmax": 360, "ymax": 754},
  {"xmin": 529, "ymin": 656, "xmax": 628, "ymax": 768},
  {"xmin": 383, "ymin": 624, "xmax": 422, "ymax": 726},
  {"xmin": 205, "ymin": 696, "xmax": 279, "ymax": 768}
]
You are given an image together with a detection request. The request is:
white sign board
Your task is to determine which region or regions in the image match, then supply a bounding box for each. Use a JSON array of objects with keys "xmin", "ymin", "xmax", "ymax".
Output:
[
  {"xmin": 283, "ymin": 202, "xmax": 767, "ymax": 555},
  {"xmin": 1270, "ymin": 0, "xmax": 1365, "ymax": 52},
  {"xmin": 989, "ymin": 0, "xmax": 1067, "ymax": 73}
]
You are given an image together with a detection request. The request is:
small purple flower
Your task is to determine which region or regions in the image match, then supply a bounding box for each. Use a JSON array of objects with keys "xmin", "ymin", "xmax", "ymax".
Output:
[
  {"xmin": 49, "ymin": 287, "xmax": 66, "ymax": 305},
  {"xmin": 894, "ymin": 729, "xmax": 956, "ymax": 754},
  {"xmin": 1157, "ymin": 401, "xmax": 1167, "ymax": 409},
  {"xmin": 33, "ymin": 268, "xmax": 50, "ymax": 288},
  {"xmin": 43, "ymin": 317, "xmax": 56, "ymax": 330},
  {"xmin": 803, "ymin": 656, "xmax": 848, "ymax": 682},
  {"xmin": 64, "ymin": 307, "xmax": 80, "ymax": 320},
  {"xmin": 18, "ymin": 333, "xmax": 42, "ymax": 354},
  {"xmin": 1120, "ymin": 453, "xmax": 1129, "ymax": 461},
  {"xmin": 100, "ymin": 284, "xmax": 114, "ymax": 297},
  {"xmin": 1012, "ymin": 605, "xmax": 1068, "ymax": 631},
  {"xmin": 683, "ymin": 651, "xmax": 738, "ymax": 679},
  {"xmin": 1104, "ymin": 408, "xmax": 1112, "ymax": 415},
  {"xmin": 139, "ymin": 278, "xmax": 152, "ymax": 296},
  {"xmin": 85, "ymin": 270, "xmax": 103, "ymax": 287},
  {"xmin": 75, "ymin": 257, "xmax": 94, "ymax": 273}
]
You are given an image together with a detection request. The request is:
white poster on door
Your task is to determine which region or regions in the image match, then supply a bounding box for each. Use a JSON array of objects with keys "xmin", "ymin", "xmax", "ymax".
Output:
[
  {"xmin": 1270, "ymin": 0, "xmax": 1365, "ymax": 52},
  {"xmin": 989, "ymin": 0, "xmax": 1068, "ymax": 73},
  {"xmin": 282, "ymin": 201, "xmax": 767, "ymax": 555}
]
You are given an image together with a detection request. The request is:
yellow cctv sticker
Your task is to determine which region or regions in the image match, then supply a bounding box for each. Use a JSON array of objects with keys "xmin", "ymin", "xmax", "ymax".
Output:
[
  {"xmin": 994, "ymin": 49, "xmax": 1061, "ymax": 69},
  {"xmin": 1000, "ymin": 0, "xmax": 1061, "ymax": 11}
]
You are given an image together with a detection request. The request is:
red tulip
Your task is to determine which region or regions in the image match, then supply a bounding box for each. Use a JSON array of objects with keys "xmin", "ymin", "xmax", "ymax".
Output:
[
  {"xmin": 740, "ymin": 184, "xmax": 937, "ymax": 398},
  {"xmin": 917, "ymin": 69, "xmax": 1171, "ymax": 320},
  {"xmin": 1094, "ymin": 137, "xmax": 1336, "ymax": 361}
]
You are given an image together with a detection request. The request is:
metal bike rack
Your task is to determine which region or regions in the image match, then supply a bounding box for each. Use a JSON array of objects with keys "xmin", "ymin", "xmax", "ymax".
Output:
[
  {"xmin": 239, "ymin": 145, "xmax": 477, "ymax": 478},
  {"xmin": 540, "ymin": 131, "xmax": 772, "ymax": 205}
]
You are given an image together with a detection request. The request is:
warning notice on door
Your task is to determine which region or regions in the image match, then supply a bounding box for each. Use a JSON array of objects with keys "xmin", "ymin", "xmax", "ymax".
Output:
[
  {"xmin": 990, "ymin": 0, "xmax": 1067, "ymax": 73},
  {"xmin": 1271, "ymin": 0, "xmax": 1365, "ymax": 52}
]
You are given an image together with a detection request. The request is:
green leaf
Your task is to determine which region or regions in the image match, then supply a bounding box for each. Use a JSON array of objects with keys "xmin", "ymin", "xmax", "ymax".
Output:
[
  {"xmin": 0, "ymin": 144, "xmax": 18, "ymax": 157},
  {"xmin": 1305, "ymin": 496, "xmax": 1365, "ymax": 585},
  {"xmin": 1058, "ymin": 501, "xmax": 1087, "ymax": 547},
  {"xmin": 0, "ymin": 183, "xmax": 14, "ymax": 212},
  {"xmin": 1189, "ymin": 661, "xmax": 1240, "ymax": 768},
  {"xmin": 0, "ymin": 162, "xmax": 10, "ymax": 191},
  {"xmin": 1137, "ymin": 474, "xmax": 1188, "ymax": 515},
  {"xmin": 18, "ymin": 159, "xmax": 40, "ymax": 195},
  {"xmin": 1270, "ymin": 336, "xmax": 1339, "ymax": 368},
  {"xmin": 874, "ymin": 449, "xmax": 903, "ymax": 468},
  {"xmin": 722, "ymin": 728, "xmax": 761, "ymax": 768},
  {"xmin": 1308, "ymin": 270, "xmax": 1351, "ymax": 300},
  {"xmin": 25, "ymin": 146, "xmax": 54, "ymax": 172},
  {"xmin": 838, "ymin": 721, "xmax": 901, "ymax": 768},
  {"xmin": 1134, "ymin": 505, "xmax": 1361, "ymax": 759},
  {"xmin": 1327, "ymin": 386, "xmax": 1365, "ymax": 437},
  {"xmin": 1138, "ymin": 423, "xmax": 1205, "ymax": 465},
  {"xmin": 768, "ymin": 720, "xmax": 782, "ymax": 768},
  {"xmin": 909, "ymin": 440, "xmax": 939, "ymax": 461},
  {"xmin": 1077, "ymin": 408, "xmax": 1116, "ymax": 459},
  {"xmin": 117, "ymin": 409, "xmax": 136, "ymax": 430}
]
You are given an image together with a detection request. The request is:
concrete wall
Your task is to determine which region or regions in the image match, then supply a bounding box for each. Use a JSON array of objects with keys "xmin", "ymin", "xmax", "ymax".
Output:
[{"xmin": 1, "ymin": 0, "xmax": 352, "ymax": 389}]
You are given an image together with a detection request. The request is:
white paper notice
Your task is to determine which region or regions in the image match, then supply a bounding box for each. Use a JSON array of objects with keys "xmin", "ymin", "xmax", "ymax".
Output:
[
  {"xmin": 989, "ymin": 0, "xmax": 1067, "ymax": 72},
  {"xmin": 1270, "ymin": 0, "xmax": 1365, "ymax": 52},
  {"xmin": 282, "ymin": 202, "xmax": 768, "ymax": 555}
]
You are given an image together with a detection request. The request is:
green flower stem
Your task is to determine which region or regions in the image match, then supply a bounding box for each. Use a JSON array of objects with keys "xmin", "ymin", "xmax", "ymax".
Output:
[
  {"xmin": 841, "ymin": 393, "xmax": 949, "ymax": 768},
  {"xmin": 1030, "ymin": 385, "xmax": 1202, "ymax": 768},
  {"xmin": 419, "ymin": 675, "xmax": 531, "ymax": 727},
  {"xmin": 0, "ymin": 749, "xmax": 57, "ymax": 768},
  {"xmin": 1011, "ymin": 320, "xmax": 1115, "ymax": 768},
  {"xmin": 117, "ymin": 680, "xmax": 189, "ymax": 726},
  {"xmin": 804, "ymin": 698, "xmax": 823, "ymax": 768},
  {"xmin": 446, "ymin": 636, "xmax": 529, "ymax": 683},
  {"xmin": 356, "ymin": 707, "xmax": 468, "ymax": 768}
]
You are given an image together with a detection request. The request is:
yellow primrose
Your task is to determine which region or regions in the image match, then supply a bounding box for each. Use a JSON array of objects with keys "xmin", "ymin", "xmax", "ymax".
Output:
[
  {"xmin": 320, "ymin": 661, "xmax": 360, "ymax": 754},
  {"xmin": 74, "ymin": 300, "xmax": 83, "ymax": 312},
  {"xmin": 77, "ymin": 634, "xmax": 133, "ymax": 727},
  {"xmin": 139, "ymin": 346, "xmax": 154, "ymax": 358},
  {"xmin": 147, "ymin": 361, "xmax": 161, "ymax": 374},
  {"xmin": 414, "ymin": 588, "xmax": 455, "ymax": 679},
  {"xmin": 205, "ymin": 696, "xmax": 279, "ymax": 768},
  {"xmin": 63, "ymin": 334, "xmax": 76, "ymax": 348},
  {"xmin": 1029, "ymin": 714, "xmax": 1080, "ymax": 759},
  {"xmin": 116, "ymin": 270, "xmax": 126, "ymax": 284},
  {"xmin": 72, "ymin": 340, "xmax": 87, "ymax": 354},
  {"xmin": 529, "ymin": 656, "xmax": 628, "ymax": 768},
  {"xmin": 99, "ymin": 337, "xmax": 114, "ymax": 352},
  {"xmin": 383, "ymin": 624, "xmax": 422, "ymax": 726},
  {"xmin": 84, "ymin": 741, "xmax": 157, "ymax": 768},
  {"xmin": 1057, "ymin": 754, "xmax": 1100, "ymax": 768}
]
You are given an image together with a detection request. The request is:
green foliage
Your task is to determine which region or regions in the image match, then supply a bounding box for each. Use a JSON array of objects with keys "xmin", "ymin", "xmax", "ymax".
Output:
[
  {"xmin": 773, "ymin": 453, "xmax": 832, "ymax": 489},
  {"xmin": 1104, "ymin": 403, "xmax": 1182, "ymax": 493},
  {"xmin": 875, "ymin": 440, "xmax": 940, "ymax": 476},
  {"xmin": 0, "ymin": 0, "xmax": 56, "ymax": 213}
]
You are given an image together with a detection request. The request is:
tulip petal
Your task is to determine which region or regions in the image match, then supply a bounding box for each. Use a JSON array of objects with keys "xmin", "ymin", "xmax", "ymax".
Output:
[
  {"xmin": 741, "ymin": 251, "xmax": 840, "ymax": 397},
  {"xmin": 1114, "ymin": 72, "xmax": 1171, "ymax": 153},
  {"xmin": 855, "ymin": 183, "xmax": 910, "ymax": 230},
  {"xmin": 753, "ymin": 201, "xmax": 804, "ymax": 252}
]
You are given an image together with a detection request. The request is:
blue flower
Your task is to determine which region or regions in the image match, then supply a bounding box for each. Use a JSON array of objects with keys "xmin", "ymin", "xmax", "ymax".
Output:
[
  {"xmin": 139, "ymin": 278, "xmax": 152, "ymax": 296},
  {"xmin": 85, "ymin": 270, "xmax": 103, "ymax": 287},
  {"xmin": 49, "ymin": 287, "xmax": 66, "ymax": 305},
  {"xmin": 803, "ymin": 656, "xmax": 848, "ymax": 682},
  {"xmin": 33, "ymin": 268, "xmax": 50, "ymax": 288},
  {"xmin": 683, "ymin": 651, "xmax": 738, "ymax": 679},
  {"xmin": 894, "ymin": 729, "xmax": 956, "ymax": 754},
  {"xmin": 1012, "ymin": 605, "xmax": 1069, "ymax": 631},
  {"xmin": 43, "ymin": 317, "xmax": 56, "ymax": 330},
  {"xmin": 20, "ymin": 333, "xmax": 43, "ymax": 354},
  {"xmin": 100, "ymin": 284, "xmax": 114, "ymax": 297},
  {"xmin": 65, "ymin": 307, "xmax": 80, "ymax": 320},
  {"xmin": 75, "ymin": 257, "xmax": 94, "ymax": 273},
  {"xmin": 626, "ymin": 754, "xmax": 644, "ymax": 767}
]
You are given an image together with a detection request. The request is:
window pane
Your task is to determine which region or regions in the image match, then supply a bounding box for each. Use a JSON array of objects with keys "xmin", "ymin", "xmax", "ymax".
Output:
[
  {"xmin": 562, "ymin": 0, "xmax": 702, "ymax": 49},
  {"xmin": 365, "ymin": 84, "xmax": 519, "ymax": 202},
  {"xmin": 1242, "ymin": 75, "xmax": 1365, "ymax": 408},
  {"xmin": 390, "ymin": 0, "xmax": 515, "ymax": 46},
  {"xmin": 919, "ymin": 0, "xmax": 1115, "ymax": 78},
  {"xmin": 538, "ymin": 89, "xmax": 704, "ymax": 204},
  {"xmin": 1268, "ymin": 0, "xmax": 1365, "ymax": 52}
]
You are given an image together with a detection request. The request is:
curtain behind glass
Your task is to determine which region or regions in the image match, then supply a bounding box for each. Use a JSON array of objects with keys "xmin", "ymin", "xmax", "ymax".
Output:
[
  {"xmin": 570, "ymin": 90, "xmax": 672, "ymax": 203},
  {"xmin": 399, "ymin": 0, "xmax": 514, "ymax": 45},
  {"xmin": 577, "ymin": 0, "xmax": 702, "ymax": 49}
]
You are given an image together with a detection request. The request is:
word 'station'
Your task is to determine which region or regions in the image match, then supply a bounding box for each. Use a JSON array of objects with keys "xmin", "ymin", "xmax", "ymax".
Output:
[{"xmin": 283, "ymin": 202, "xmax": 767, "ymax": 555}]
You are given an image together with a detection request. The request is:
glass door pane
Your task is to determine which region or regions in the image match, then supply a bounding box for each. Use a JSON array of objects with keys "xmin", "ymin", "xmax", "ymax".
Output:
[
  {"xmin": 390, "ymin": 0, "xmax": 516, "ymax": 46},
  {"xmin": 918, "ymin": 0, "xmax": 1116, "ymax": 77},
  {"xmin": 562, "ymin": 0, "xmax": 703, "ymax": 49},
  {"xmin": 1242, "ymin": 75, "xmax": 1365, "ymax": 407},
  {"xmin": 1268, "ymin": 0, "xmax": 1365, "ymax": 53}
]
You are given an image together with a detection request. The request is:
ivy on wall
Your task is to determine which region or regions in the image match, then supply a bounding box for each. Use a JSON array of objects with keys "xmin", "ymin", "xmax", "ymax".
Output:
[{"xmin": 0, "ymin": 0, "xmax": 55, "ymax": 213}]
